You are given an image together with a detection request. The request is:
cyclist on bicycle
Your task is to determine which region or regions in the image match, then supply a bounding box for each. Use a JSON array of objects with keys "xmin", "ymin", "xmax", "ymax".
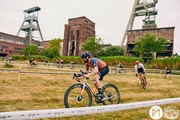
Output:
[
  {"xmin": 134, "ymin": 60, "xmax": 147, "ymax": 85},
  {"xmin": 118, "ymin": 61, "xmax": 123, "ymax": 73},
  {"xmin": 77, "ymin": 51, "xmax": 109, "ymax": 97}
]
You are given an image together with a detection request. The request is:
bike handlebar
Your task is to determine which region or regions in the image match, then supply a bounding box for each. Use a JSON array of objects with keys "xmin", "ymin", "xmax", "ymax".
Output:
[{"xmin": 73, "ymin": 70, "xmax": 89, "ymax": 82}]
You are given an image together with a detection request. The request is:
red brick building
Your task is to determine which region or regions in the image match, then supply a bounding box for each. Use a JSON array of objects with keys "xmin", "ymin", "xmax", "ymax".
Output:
[
  {"xmin": 0, "ymin": 32, "xmax": 42, "ymax": 57},
  {"xmin": 126, "ymin": 26, "xmax": 175, "ymax": 57},
  {"xmin": 62, "ymin": 16, "xmax": 95, "ymax": 56}
]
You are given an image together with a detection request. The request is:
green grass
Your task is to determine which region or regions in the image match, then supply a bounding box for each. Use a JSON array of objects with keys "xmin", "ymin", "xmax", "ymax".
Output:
[{"xmin": 0, "ymin": 63, "xmax": 180, "ymax": 120}]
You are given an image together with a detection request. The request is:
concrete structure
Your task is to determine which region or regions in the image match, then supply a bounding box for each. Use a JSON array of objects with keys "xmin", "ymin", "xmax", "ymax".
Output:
[{"xmin": 62, "ymin": 16, "xmax": 95, "ymax": 56}]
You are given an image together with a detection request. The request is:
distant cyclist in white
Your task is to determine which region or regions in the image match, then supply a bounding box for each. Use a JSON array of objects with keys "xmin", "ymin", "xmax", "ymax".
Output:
[{"xmin": 134, "ymin": 61, "xmax": 147, "ymax": 85}]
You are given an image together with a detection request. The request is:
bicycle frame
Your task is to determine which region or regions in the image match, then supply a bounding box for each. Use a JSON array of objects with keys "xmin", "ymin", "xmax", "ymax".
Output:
[
  {"xmin": 80, "ymin": 79, "xmax": 96, "ymax": 96},
  {"xmin": 111, "ymin": 68, "xmax": 126, "ymax": 74},
  {"xmin": 138, "ymin": 73, "xmax": 146, "ymax": 90},
  {"xmin": 78, "ymin": 76, "xmax": 119, "ymax": 102},
  {"xmin": 64, "ymin": 70, "xmax": 120, "ymax": 108}
]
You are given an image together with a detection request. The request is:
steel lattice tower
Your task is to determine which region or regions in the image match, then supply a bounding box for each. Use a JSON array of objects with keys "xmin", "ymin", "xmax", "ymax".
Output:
[
  {"xmin": 17, "ymin": 6, "xmax": 44, "ymax": 45},
  {"xmin": 121, "ymin": 0, "xmax": 158, "ymax": 47}
]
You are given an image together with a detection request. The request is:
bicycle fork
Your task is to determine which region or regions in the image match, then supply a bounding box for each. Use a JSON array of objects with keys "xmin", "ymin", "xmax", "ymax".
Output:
[{"xmin": 77, "ymin": 82, "xmax": 94, "ymax": 102}]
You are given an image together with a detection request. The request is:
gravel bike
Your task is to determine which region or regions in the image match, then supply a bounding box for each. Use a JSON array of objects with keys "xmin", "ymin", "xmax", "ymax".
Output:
[
  {"xmin": 27, "ymin": 62, "xmax": 39, "ymax": 68},
  {"xmin": 64, "ymin": 70, "xmax": 121, "ymax": 108},
  {"xmin": 137, "ymin": 73, "xmax": 147, "ymax": 90},
  {"xmin": 111, "ymin": 68, "xmax": 126, "ymax": 74}
]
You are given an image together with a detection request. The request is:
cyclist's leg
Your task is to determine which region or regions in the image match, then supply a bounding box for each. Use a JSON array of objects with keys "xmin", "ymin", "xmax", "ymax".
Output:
[
  {"xmin": 138, "ymin": 74, "xmax": 143, "ymax": 84},
  {"xmin": 143, "ymin": 74, "xmax": 147, "ymax": 84},
  {"xmin": 167, "ymin": 73, "xmax": 171, "ymax": 80},
  {"xmin": 118, "ymin": 68, "xmax": 121, "ymax": 73},
  {"xmin": 94, "ymin": 66, "xmax": 109, "ymax": 94},
  {"xmin": 164, "ymin": 72, "xmax": 168, "ymax": 79},
  {"xmin": 94, "ymin": 74, "xmax": 101, "ymax": 91}
]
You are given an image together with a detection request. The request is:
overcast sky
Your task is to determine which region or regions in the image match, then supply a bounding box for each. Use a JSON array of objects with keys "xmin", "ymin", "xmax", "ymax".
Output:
[{"xmin": 0, "ymin": 0, "xmax": 180, "ymax": 54}]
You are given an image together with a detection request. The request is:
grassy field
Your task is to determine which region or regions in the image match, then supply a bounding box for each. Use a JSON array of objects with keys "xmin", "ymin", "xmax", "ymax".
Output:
[{"xmin": 0, "ymin": 63, "xmax": 180, "ymax": 120}]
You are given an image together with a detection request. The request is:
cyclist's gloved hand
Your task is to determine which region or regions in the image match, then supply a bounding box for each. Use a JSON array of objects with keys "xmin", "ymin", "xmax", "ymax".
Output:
[
  {"xmin": 75, "ymin": 76, "xmax": 83, "ymax": 82},
  {"xmin": 83, "ymin": 74, "xmax": 88, "ymax": 78},
  {"xmin": 135, "ymin": 73, "xmax": 138, "ymax": 77}
]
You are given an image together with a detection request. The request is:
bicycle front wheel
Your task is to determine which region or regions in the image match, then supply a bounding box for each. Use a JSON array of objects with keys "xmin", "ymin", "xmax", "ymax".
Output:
[
  {"xmin": 102, "ymin": 84, "xmax": 120, "ymax": 105},
  {"xmin": 64, "ymin": 83, "xmax": 92, "ymax": 108}
]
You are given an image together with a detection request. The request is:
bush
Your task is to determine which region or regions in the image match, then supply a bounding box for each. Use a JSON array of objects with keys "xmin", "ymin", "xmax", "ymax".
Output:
[
  {"xmin": 12, "ymin": 55, "xmax": 26, "ymax": 61},
  {"xmin": 150, "ymin": 57, "xmax": 180, "ymax": 70},
  {"xmin": 28, "ymin": 55, "xmax": 50, "ymax": 62},
  {"xmin": 100, "ymin": 56, "xmax": 143, "ymax": 68}
]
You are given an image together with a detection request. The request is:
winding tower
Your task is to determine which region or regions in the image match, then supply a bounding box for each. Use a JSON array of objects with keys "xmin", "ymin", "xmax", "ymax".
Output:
[
  {"xmin": 121, "ymin": 0, "xmax": 158, "ymax": 47},
  {"xmin": 17, "ymin": 6, "xmax": 44, "ymax": 46}
]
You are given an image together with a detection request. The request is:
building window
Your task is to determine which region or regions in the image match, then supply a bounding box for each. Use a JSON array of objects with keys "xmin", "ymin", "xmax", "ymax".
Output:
[
  {"xmin": 1, "ymin": 45, "xmax": 8, "ymax": 48},
  {"xmin": 14, "ymin": 48, "xmax": 22, "ymax": 51}
]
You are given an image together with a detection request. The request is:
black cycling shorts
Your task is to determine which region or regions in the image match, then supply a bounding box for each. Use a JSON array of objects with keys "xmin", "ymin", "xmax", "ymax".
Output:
[{"xmin": 98, "ymin": 66, "xmax": 109, "ymax": 81}]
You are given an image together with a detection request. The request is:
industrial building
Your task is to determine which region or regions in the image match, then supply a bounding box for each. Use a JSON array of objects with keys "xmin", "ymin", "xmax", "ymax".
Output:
[
  {"xmin": 0, "ymin": 32, "xmax": 41, "ymax": 57},
  {"xmin": 126, "ymin": 26, "xmax": 175, "ymax": 57},
  {"xmin": 122, "ymin": 0, "xmax": 174, "ymax": 58},
  {"xmin": 62, "ymin": 16, "xmax": 95, "ymax": 56}
]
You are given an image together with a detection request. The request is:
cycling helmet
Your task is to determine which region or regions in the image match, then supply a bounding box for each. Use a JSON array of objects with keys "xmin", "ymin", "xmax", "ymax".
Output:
[
  {"xmin": 81, "ymin": 51, "xmax": 90, "ymax": 58},
  {"xmin": 135, "ymin": 60, "xmax": 140, "ymax": 64}
]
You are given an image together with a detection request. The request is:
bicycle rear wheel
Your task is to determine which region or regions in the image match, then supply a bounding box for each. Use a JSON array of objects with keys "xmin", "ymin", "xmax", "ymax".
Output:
[
  {"xmin": 64, "ymin": 83, "xmax": 92, "ymax": 108},
  {"xmin": 102, "ymin": 84, "xmax": 120, "ymax": 105},
  {"xmin": 111, "ymin": 68, "xmax": 117, "ymax": 74}
]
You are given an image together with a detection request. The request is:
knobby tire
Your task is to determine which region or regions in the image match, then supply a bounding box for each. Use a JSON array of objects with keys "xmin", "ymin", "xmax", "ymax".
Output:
[
  {"xmin": 102, "ymin": 83, "xmax": 120, "ymax": 105},
  {"xmin": 64, "ymin": 83, "xmax": 92, "ymax": 108}
]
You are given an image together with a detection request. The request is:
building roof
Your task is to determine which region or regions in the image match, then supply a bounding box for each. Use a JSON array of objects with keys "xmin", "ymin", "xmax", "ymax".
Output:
[
  {"xmin": 23, "ymin": 6, "xmax": 41, "ymax": 14},
  {"xmin": 127, "ymin": 26, "xmax": 175, "ymax": 32}
]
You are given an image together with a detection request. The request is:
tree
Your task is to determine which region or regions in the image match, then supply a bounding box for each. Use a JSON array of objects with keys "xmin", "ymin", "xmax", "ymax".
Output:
[
  {"xmin": 105, "ymin": 46, "xmax": 125, "ymax": 56},
  {"xmin": 81, "ymin": 36, "xmax": 103, "ymax": 56},
  {"xmin": 40, "ymin": 38, "xmax": 62, "ymax": 59},
  {"xmin": 49, "ymin": 38, "xmax": 62, "ymax": 50},
  {"xmin": 22, "ymin": 44, "xmax": 39, "ymax": 56},
  {"xmin": 97, "ymin": 46, "xmax": 125, "ymax": 57},
  {"xmin": 134, "ymin": 33, "xmax": 168, "ymax": 63}
]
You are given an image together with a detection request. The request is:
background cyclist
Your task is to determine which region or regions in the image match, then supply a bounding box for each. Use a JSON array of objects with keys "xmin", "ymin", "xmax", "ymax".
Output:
[
  {"xmin": 118, "ymin": 61, "xmax": 123, "ymax": 72},
  {"xmin": 77, "ymin": 51, "xmax": 109, "ymax": 97},
  {"xmin": 134, "ymin": 60, "xmax": 147, "ymax": 85}
]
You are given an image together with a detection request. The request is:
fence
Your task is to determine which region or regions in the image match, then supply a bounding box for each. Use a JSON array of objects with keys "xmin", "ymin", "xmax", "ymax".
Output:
[{"xmin": 0, "ymin": 97, "xmax": 179, "ymax": 120}]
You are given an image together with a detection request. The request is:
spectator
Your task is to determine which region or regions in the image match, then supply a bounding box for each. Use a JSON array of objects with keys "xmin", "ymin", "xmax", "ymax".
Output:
[
  {"xmin": 60, "ymin": 59, "xmax": 64, "ymax": 68},
  {"xmin": 164, "ymin": 67, "xmax": 171, "ymax": 80},
  {"xmin": 44, "ymin": 59, "xmax": 49, "ymax": 67},
  {"xmin": 70, "ymin": 61, "xmax": 74, "ymax": 69},
  {"xmin": 56, "ymin": 59, "xmax": 59, "ymax": 64}
]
